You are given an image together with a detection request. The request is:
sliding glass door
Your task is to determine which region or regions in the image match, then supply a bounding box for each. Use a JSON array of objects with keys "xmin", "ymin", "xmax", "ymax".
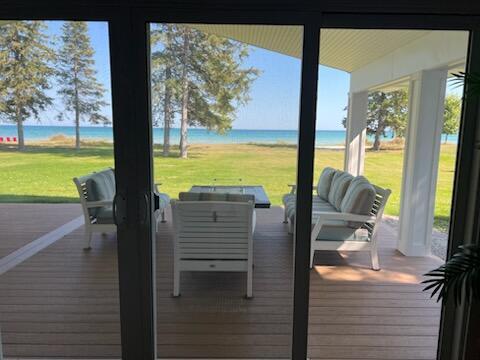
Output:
[
  {"xmin": 146, "ymin": 21, "xmax": 309, "ymax": 358},
  {"xmin": 2, "ymin": 6, "xmax": 479, "ymax": 360}
]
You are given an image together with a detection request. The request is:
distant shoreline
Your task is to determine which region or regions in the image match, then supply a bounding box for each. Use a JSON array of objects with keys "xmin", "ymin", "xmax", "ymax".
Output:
[{"xmin": 0, "ymin": 124, "xmax": 459, "ymax": 145}]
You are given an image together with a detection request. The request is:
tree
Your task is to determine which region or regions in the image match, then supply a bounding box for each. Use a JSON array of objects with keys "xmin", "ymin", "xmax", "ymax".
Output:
[
  {"xmin": 0, "ymin": 21, "xmax": 55, "ymax": 150},
  {"xmin": 57, "ymin": 21, "xmax": 109, "ymax": 150},
  {"xmin": 442, "ymin": 94, "xmax": 461, "ymax": 144},
  {"xmin": 342, "ymin": 90, "xmax": 408, "ymax": 151},
  {"xmin": 151, "ymin": 24, "xmax": 176, "ymax": 156},
  {"xmin": 150, "ymin": 24, "xmax": 259, "ymax": 158},
  {"xmin": 367, "ymin": 90, "xmax": 408, "ymax": 150}
]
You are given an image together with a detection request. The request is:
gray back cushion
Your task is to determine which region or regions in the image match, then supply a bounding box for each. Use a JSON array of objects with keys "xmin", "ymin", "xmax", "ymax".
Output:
[
  {"xmin": 328, "ymin": 171, "xmax": 354, "ymax": 210},
  {"xmin": 85, "ymin": 168, "xmax": 115, "ymax": 216},
  {"xmin": 340, "ymin": 176, "xmax": 376, "ymax": 228},
  {"xmin": 179, "ymin": 192, "xmax": 255, "ymax": 203},
  {"xmin": 87, "ymin": 170, "xmax": 115, "ymax": 200},
  {"xmin": 317, "ymin": 167, "xmax": 337, "ymax": 200}
]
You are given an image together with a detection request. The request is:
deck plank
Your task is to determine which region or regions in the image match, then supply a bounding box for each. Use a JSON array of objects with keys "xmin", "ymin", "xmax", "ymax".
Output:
[{"xmin": 0, "ymin": 205, "xmax": 443, "ymax": 359}]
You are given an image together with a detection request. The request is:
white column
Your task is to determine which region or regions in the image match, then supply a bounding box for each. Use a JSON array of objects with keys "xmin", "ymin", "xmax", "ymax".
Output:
[
  {"xmin": 398, "ymin": 69, "xmax": 448, "ymax": 256},
  {"xmin": 344, "ymin": 91, "xmax": 369, "ymax": 176}
]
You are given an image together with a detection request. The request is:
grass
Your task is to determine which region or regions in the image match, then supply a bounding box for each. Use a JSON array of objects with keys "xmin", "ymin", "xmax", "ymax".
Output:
[{"xmin": 0, "ymin": 142, "xmax": 457, "ymax": 231}]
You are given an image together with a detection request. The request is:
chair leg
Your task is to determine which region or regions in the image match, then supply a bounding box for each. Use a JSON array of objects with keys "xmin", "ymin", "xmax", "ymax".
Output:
[
  {"xmin": 310, "ymin": 247, "xmax": 315, "ymax": 269},
  {"xmin": 173, "ymin": 267, "xmax": 180, "ymax": 297},
  {"xmin": 288, "ymin": 221, "xmax": 293, "ymax": 235},
  {"xmin": 246, "ymin": 265, "xmax": 253, "ymax": 299},
  {"xmin": 371, "ymin": 246, "xmax": 380, "ymax": 271},
  {"xmin": 161, "ymin": 209, "xmax": 167, "ymax": 223},
  {"xmin": 83, "ymin": 229, "xmax": 92, "ymax": 250}
]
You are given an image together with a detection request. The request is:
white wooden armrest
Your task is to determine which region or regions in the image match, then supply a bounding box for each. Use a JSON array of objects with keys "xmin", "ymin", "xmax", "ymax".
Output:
[
  {"xmin": 154, "ymin": 183, "xmax": 163, "ymax": 194},
  {"xmin": 287, "ymin": 184, "xmax": 297, "ymax": 194},
  {"xmin": 311, "ymin": 211, "xmax": 376, "ymax": 241},
  {"xmin": 85, "ymin": 200, "xmax": 113, "ymax": 208}
]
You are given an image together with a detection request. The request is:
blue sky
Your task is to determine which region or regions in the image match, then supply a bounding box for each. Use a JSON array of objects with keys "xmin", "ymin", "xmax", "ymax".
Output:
[
  {"xmin": 26, "ymin": 22, "xmax": 461, "ymax": 131},
  {"xmin": 27, "ymin": 21, "xmax": 349, "ymax": 130}
]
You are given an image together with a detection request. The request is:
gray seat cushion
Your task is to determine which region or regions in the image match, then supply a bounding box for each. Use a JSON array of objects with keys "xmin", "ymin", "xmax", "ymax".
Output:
[
  {"xmin": 317, "ymin": 167, "xmax": 337, "ymax": 200},
  {"xmin": 285, "ymin": 197, "xmax": 337, "ymax": 223},
  {"xmin": 328, "ymin": 171, "xmax": 354, "ymax": 210},
  {"xmin": 95, "ymin": 206, "xmax": 114, "ymax": 224},
  {"xmin": 286, "ymin": 197, "xmax": 368, "ymax": 241},
  {"xmin": 340, "ymin": 176, "xmax": 376, "ymax": 228},
  {"xmin": 315, "ymin": 225, "xmax": 369, "ymax": 241}
]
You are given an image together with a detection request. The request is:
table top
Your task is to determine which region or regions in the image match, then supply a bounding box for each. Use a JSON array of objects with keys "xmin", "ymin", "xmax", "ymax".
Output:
[{"xmin": 189, "ymin": 185, "xmax": 271, "ymax": 208}]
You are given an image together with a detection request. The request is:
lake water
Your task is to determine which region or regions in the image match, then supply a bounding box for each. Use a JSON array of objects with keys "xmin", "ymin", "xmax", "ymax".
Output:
[{"xmin": 0, "ymin": 125, "xmax": 458, "ymax": 145}]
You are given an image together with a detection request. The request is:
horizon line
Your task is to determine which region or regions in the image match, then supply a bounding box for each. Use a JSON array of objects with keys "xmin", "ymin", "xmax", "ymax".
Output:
[{"xmin": 0, "ymin": 123, "xmax": 346, "ymax": 132}]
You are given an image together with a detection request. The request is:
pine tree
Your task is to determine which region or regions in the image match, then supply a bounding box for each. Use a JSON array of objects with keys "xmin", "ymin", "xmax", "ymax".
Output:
[
  {"xmin": 0, "ymin": 21, "xmax": 55, "ymax": 150},
  {"xmin": 343, "ymin": 90, "xmax": 408, "ymax": 151},
  {"xmin": 442, "ymin": 94, "xmax": 461, "ymax": 144},
  {"xmin": 57, "ymin": 21, "xmax": 109, "ymax": 150},
  {"xmin": 150, "ymin": 24, "xmax": 259, "ymax": 158},
  {"xmin": 151, "ymin": 24, "xmax": 177, "ymax": 156},
  {"xmin": 367, "ymin": 90, "xmax": 408, "ymax": 150}
]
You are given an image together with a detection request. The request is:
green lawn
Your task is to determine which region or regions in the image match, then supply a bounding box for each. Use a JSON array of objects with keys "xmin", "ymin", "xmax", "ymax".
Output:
[{"xmin": 0, "ymin": 142, "xmax": 457, "ymax": 231}]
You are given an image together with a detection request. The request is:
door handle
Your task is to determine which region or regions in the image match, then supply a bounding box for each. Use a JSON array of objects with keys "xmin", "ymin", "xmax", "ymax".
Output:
[
  {"xmin": 113, "ymin": 193, "xmax": 127, "ymax": 226},
  {"xmin": 139, "ymin": 192, "xmax": 149, "ymax": 225}
]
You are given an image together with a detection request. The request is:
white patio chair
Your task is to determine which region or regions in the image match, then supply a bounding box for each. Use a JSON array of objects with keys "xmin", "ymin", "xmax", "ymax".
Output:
[
  {"xmin": 74, "ymin": 168, "xmax": 170, "ymax": 249},
  {"xmin": 171, "ymin": 193, "xmax": 255, "ymax": 298}
]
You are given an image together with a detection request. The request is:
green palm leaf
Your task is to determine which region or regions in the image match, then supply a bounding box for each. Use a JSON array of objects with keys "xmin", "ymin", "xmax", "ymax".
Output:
[
  {"xmin": 450, "ymin": 72, "xmax": 480, "ymax": 98},
  {"xmin": 422, "ymin": 245, "xmax": 480, "ymax": 305}
]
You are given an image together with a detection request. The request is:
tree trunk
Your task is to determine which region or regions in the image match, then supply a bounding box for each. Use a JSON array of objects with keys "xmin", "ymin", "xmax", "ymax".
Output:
[
  {"xmin": 16, "ymin": 110, "xmax": 25, "ymax": 151},
  {"xmin": 444, "ymin": 134, "xmax": 448, "ymax": 144},
  {"xmin": 163, "ymin": 66, "xmax": 172, "ymax": 157},
  {"xmin": 179, "ymin": 29, "xmax": 190, "ymax": 159},
  {"xmin": 373, "ymin": 121, "xmax": 385, "ymax": 151},
  {"xmin": 74, "ymin": 86, "xmax": 80, "ymax": 150},
  {"xmin": 180, "ymin": 81, "xmax": 189, "ymax": 159}
]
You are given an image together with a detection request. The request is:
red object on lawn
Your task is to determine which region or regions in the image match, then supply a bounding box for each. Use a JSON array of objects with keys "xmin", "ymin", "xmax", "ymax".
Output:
[{"xmin": 6, "ymin": 137, "xmax": 10, "ymax": 142}]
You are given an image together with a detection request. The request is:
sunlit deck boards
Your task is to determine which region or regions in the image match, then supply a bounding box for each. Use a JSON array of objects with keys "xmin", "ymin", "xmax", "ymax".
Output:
[
  {"xmin": 0, "ymin": 203, "xmax": 81, "ymax": 258},
  {"xmin": 0, "ymin": 204, "xmax": 443, "ymax": 359}
]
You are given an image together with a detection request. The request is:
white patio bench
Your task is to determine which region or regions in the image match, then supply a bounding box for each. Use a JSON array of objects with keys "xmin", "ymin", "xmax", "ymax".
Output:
[
  {"xmin": 73, "ymin": 168, "xmax": 170, "ymax": 249},
  {"xmin": 283, "ymin": 167, "xmax": 391, "ymax": 270}
]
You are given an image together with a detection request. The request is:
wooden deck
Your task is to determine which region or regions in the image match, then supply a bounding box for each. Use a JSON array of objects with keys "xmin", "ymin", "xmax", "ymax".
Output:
[{"xmin": 0, "ymin": 204, "xmax": 443, "ymax": 359}]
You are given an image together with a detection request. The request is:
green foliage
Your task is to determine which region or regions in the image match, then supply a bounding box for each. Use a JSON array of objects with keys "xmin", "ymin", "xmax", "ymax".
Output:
[
  {"xmin": 423, "ymin": 245, "xmax": 480, "ymax": 305},
  {"xmin": 0, "ymin": 21, "xmax": 55, "ymax": 149},
  {"xmin": 451, "ymin": 71, "xmax": 480, "ymax": 97},
  {"xmin": 150, "ymin": 24, "xmax": 259, "ymax": 157},
  {"xmin": 442, "ymin": 94, "xmax": 461, "ymax": 143},
  {"xmin": 57, "ymin": 21, "xmax": 109, "ymax": 149},
  {"xmin": 367, "ymin": 90, "xmax": 408, "ymax": 150},
  {"xmin": 342, "ymin": 90, "xmax": 408, "ymax": 150}
]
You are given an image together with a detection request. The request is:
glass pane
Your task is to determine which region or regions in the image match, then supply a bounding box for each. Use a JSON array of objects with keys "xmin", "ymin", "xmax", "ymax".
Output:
[
  {"xmin": 0, "ymin": 20, "xmax": 120, "ymax": 358},
  {"xmin": 308, "ymin": 28, "xmax": 469, "ymax": 359},
  {"xmin": 149, "ymin": 23, "xmax": 303, "ymax": 358}
]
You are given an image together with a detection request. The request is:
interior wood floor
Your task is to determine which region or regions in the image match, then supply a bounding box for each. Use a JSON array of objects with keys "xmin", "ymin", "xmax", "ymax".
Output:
[{"xmin": 0, "ymin": 204, "xmax": 443, "ymax": 359}]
